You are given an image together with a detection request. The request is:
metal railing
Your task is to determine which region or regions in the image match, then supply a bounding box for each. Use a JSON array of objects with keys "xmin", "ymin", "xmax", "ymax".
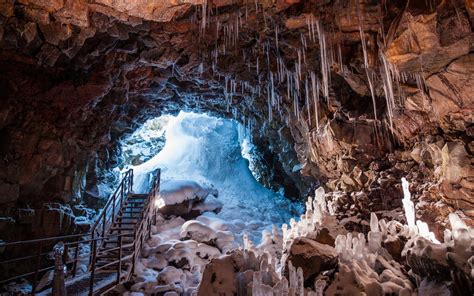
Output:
[
  {"xmin": 88, "ymin": 168, "xmax": 161, "ymax": 294},
  {"xmin": 90, "ymin": 169, "xmax": 134, "ymax": 244},
  {"xmin": 0, "ymin": 168, "xmax": 161, "ymax": 295}
]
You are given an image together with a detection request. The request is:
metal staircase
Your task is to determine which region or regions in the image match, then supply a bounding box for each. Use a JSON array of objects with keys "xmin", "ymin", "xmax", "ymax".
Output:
[{"xmin": 0, "ymin": 168, "xmax": 161, "ymax": 295}]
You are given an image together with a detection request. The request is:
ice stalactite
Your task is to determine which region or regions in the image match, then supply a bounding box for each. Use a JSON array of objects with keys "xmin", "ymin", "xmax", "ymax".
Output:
[
  {"xmin": 359, "ymin": 26, "xmax": 377, "ymax": 121},
  {"xmin": 305, "ymin": 78, "xmax": 311, "ymax": 126},
  {"xmin": 306, "ymin": 14, "xmax": 316, "ymax": 44},
  {"xmin": 355, "ymin": 2, "xmax": 378, "ymax": 123},
  {"xmin": 316, "ymin": 20, "xmax": 330, "ymax": 103},
  {"xmin": 200, "ymin": 0, "xmax": 208, "ymax": 36},
  {"xmin": 379, "ymin": 51, "xmax": 396, "ymax": 130},
  {"xmin": 275, "ymin": 24, "xmax": 279, "ymax": 51},
  {"xmin": 310, "ymin": 71, "xmax": 319, "ymax": 130}
]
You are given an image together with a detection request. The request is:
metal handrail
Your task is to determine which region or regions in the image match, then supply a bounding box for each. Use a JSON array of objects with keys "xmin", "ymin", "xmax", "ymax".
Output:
[
  {"xmin": 90, "ymin": 169, "xmax": 134, "ymax": 241},
  {"xmin": 0, "ymin": 168, "xmax": 161, "ymax": 295},
  {"xmin": 0, "ymin": 169, "xmax": 135, "ymax": 294},
  {"xmin": 129, "ymin": 169, "xmax": 160, "ymax": 280},
  {"xmin": 90, "ymin": 168, "xmax": 161, "ymax": 290}
]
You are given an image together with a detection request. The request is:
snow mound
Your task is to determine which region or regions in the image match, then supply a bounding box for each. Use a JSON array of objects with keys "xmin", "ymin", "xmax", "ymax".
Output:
[{"xmin": 157, "ymin": 180, "xmax": 218, "ymax": 207}]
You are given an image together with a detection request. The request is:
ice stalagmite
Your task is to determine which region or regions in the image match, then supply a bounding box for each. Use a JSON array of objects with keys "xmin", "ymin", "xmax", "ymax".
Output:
[{"xmin": 401, "ymin": 177, "xmax": 415, "ymax": 229}]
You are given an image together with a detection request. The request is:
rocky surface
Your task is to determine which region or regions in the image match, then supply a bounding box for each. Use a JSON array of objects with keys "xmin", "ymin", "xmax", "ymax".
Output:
[{"xmin": 0, "ymin": 0, "xmax": 472, "ymax": 241}]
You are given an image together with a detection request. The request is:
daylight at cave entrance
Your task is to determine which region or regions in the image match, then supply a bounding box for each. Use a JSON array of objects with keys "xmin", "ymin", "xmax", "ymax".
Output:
[{"xmin": 0, "ymin": 0, "xmax": 472, "ymax": 295}]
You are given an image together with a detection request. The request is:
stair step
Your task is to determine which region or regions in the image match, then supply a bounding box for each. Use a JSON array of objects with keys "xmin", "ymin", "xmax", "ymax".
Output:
[
  {"xmin": 110, "ymin": 226, "xmax": 136, "ymax": 231},
  {"xmin": 125, "ymin": 201, "xmax": 145, "ymax": 205},
  {"xmin": 118, "ymin": 213, "xmax": 142, "ymax": 217},
  {"xmin": 130, "ymin": 193, "xmax": 148, "ymax": 198},
  {"xmin": 127, "ymin": 194, "xmax": 148, "ymax": 200},
  {"xmin": 116, "ymin": 216, "xmax": 140, "ymax": 220}
]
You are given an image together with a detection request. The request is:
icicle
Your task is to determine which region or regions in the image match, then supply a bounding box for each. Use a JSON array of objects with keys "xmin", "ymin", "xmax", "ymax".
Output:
[
  {"xmin": 275, "ymin": 24, "xmax": 279, "ymax": 51},
  {"xmin": 316, "ymin": 20, "xmax": 330, "ymax": 102},
  {"xmin": 380, "ymin": 51, "xmax": 396, "ymax": 130},
  {"xmin": 297, "ymin": 49, "xmax": 302, "ymax": 83},
  {"xmin": 267, "ymin": 82, "xmax": 272, "ymax": 123},
  {"xmin": 357, "ymin": 3, "xmax": 378, "ymax": 121},
  {"xmin": 200, "ymin": 0, "xmax": 208, "ymax": 35},
  {"xmin": 305, "ymin": 78, "xmax": 311, "ymax": 125},
  {"xmin": 256, "ymin": 57, "xmax": 259, "ymax": 75},
  {"xmin": 310, "ymin": 71, "xmax": 319, "ymax": 130}
]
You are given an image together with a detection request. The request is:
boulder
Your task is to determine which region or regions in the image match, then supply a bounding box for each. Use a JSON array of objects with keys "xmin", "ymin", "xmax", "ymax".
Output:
[
  {"xmin": 285, "ymin": 237, "xmax": 338, "ymax": 285},
  {"xmin": 157, "ymin": 180, "xmax": 218, "ymax": 218},
  {"xmin": 198, "ymin": 253, "xmax": 238, "ymax": 296}
]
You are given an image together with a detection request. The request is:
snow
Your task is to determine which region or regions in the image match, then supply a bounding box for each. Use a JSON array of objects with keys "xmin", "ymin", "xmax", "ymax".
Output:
[{"xmin": 156, "ymin": 179, "xmax": 218, "ymax": 207}]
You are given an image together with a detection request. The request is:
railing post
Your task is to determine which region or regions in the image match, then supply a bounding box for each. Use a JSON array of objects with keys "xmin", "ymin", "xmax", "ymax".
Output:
[
  {"xmin": 89, "ymin": 239, "xmax": 97, "ymax": 296},
  {"xmin": 117, "ymin": 234, "xmax": 122, "ymax": 284},
  {"xmin": 120, "ymin": 183, "xmax": 124, "ymax": 208},
  {"xmin": 132, "ymin": 231, "xmax": 137, "ymax": 275},
  {"xmin": 72, "ymin": 237, "xmax": 80, "ymax": 277},
  {"xmin": 52, "ymin": 242, "xmax": 67, "ymax": 296},
  {"xmin": 89, "ymin": 233, "xmax": 95, "ymax": 266},
  {"xmin": 112, "ymin": 193, "xmax": 116, "ymax": 225},
  {"xmin": 31, "ymin": 241, "xmax": 43, "ymax": 295},
  {"xmin": 102, "ymin": 214, "xmax": 106, "ymax": 239}
]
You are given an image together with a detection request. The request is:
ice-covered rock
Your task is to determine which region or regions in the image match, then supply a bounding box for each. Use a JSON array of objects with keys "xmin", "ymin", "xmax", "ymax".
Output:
[
  {"xmin": 158, "ymin": 180, "xmax": 218, "ymax": 206},
  {"xmin": 156, "ymin": 180, "xmax": 218, "ymax": 217}
]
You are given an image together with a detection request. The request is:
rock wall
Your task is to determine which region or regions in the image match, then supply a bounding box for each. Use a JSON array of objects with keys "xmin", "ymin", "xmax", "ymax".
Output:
[{"xmin": 0, "ymin": 0, "xmax": 472, "ymax": 240}]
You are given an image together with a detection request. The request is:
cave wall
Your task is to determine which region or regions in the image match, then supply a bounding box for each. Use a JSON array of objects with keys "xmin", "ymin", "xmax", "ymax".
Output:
[{"xmin": 0, "ymin": 0, "xmax": 472, "ymax": 240}]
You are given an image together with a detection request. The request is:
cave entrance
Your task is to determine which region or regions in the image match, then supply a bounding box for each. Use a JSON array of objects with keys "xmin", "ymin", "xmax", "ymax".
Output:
[{"xmin": 116, "ymin": 111, "xmax": 302, "ymax": 242}]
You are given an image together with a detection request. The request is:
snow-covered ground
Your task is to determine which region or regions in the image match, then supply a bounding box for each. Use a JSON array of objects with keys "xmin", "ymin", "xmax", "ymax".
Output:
[{"xmin": 129, "ymin": 111, "xmax": 302, "ymax": 243}]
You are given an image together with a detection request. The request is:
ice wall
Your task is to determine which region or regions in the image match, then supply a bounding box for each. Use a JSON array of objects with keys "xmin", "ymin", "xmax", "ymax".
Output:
[{"xmin": 128, "ymin": 112, "xmax": 302, "ymax": 242}]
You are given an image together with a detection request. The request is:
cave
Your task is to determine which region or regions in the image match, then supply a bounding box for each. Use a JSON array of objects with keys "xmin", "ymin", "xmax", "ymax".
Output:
[{"xmin": 0, "ymin": 0, "xmax": 473, "ymax": 295}]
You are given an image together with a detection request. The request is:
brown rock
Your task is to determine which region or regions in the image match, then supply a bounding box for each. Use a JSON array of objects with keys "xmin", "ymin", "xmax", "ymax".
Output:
[
  {"xmin": 440, "ymin": 141, "xmax": 473, "ymax": 209},
  {"xmin": 386, "ymin": 13, "xmax": 472, "ymax": 74},
  {"xmin": 284, "ymin": 14, "xmax": 311, "ymax": 30},
  {"xmin": 0, "ymin": 0, "xmax": 14, "ymax": 18},
  {"xmin": 53, "ymin": 0, "xmax": 90, "ymax": 27},
  {"xmin": 198, "ymin": 253, "xmax": 238, "ymax": 296},
  {"xmin": 285, "ymin": 237, "xmax": 338, "ymax": 285},
  {"xmin": 382, "ymin": 236, "xmax": 403, "ymax": 261}
]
